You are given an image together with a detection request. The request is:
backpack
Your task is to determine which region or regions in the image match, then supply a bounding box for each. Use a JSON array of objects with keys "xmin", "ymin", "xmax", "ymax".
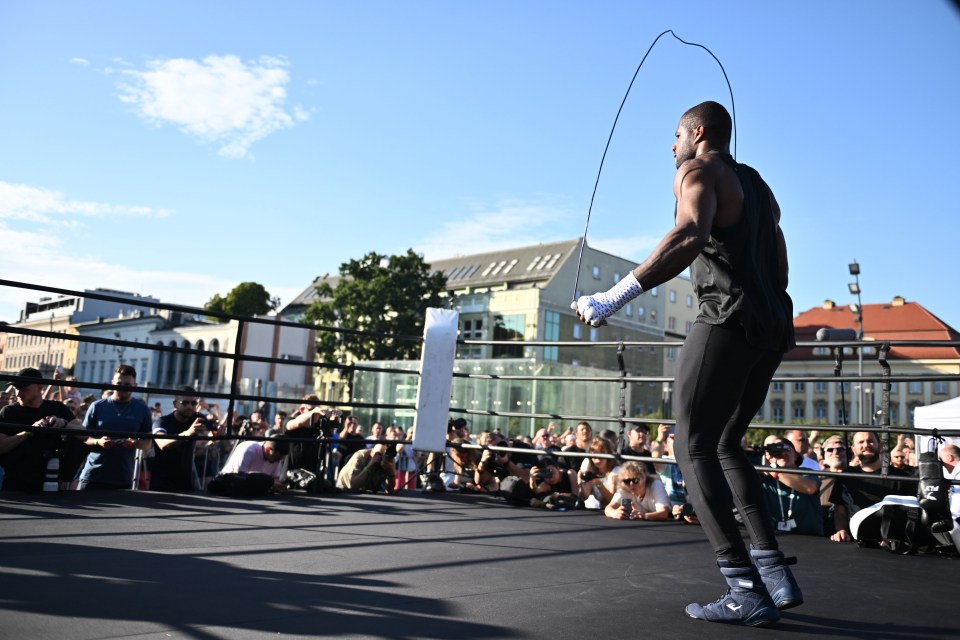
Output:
[{"xmin": 208, "ymin": 472, "xmax": 274, "ymax": 497}]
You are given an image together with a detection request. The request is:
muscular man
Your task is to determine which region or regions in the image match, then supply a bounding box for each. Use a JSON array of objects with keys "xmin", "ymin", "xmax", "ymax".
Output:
[{"xmin": 575, "ymin": 101, "xmax": 796, "ymax": 626}]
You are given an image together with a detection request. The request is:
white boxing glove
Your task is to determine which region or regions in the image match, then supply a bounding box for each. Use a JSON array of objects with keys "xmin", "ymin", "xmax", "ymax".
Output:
[{"xmin": 572, "ymin": 272, "xmax": 644, "ymax": 327}]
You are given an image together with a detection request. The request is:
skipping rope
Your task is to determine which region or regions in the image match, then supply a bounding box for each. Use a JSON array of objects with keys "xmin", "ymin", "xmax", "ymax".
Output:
[{"xmin": 571, "ymin": 29, "xmax": 737, "ymax": 302}]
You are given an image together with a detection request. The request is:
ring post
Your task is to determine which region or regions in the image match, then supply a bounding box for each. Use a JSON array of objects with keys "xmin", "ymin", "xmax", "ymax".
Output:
[{"xmin": 412, "ymin": 308, "xmax": 459, "ymax": 453}]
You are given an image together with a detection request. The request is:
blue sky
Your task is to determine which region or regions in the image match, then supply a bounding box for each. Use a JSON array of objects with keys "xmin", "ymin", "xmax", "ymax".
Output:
[{"xmin": 2, "ymin": 1, "xmax": 959, "ymax": 331}]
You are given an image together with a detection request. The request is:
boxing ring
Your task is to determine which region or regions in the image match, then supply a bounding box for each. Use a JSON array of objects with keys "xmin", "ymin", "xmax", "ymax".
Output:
[{"xmin": 1, "ymin": 280, "xmax": 959, "ymax": 639}]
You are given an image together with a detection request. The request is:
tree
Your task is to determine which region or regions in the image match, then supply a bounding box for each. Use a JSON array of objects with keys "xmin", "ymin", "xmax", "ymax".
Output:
[
  {"xmin": 303, "ymin": 249, "xmax": 447, "ymax": 362},
  {"xmin": 204, "ymin": 282, "xmax": 280, "ymax": 321}
]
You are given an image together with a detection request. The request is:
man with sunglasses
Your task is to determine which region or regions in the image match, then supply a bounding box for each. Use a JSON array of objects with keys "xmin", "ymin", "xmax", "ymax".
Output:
[{"xmin": 149, "ymin": 386, "xmax": 210, "ymax": 492}]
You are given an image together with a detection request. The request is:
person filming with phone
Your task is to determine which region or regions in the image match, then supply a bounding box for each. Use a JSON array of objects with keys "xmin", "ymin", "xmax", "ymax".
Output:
[
  {"xmin": 759, "ymin": 437, "xmax": 822, "ymax": 536},
  {"xmin": 604, "ymin": 461, "xmax": 670, "ymax": 521}
]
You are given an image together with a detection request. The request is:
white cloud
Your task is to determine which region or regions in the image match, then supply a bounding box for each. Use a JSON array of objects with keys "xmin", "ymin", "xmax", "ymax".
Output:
[
  {"xmin": 0, "ymin": 181, "xmax": 171, "ymax": 224},
  {"xmin": 416, "ymin": 199, "xmax": 661, "ymax": 266},
  {"xmin": 117, "ymin": 54, "xmax": 309, "ymax": 158},
  {"xmin": 0, "ymin": 221, "xmax": 234, "ymax": 324},
  {"xmin": 69, "ymin": 57, "xmax": 89, "ymax": 67}
]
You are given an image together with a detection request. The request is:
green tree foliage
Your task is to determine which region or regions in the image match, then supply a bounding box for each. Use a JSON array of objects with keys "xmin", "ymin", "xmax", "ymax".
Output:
[
  {"xmin": 303, "ymin": 250, "xmax": 447, "ymax": 362},
  {"xmin": 204, "ymin": 282, "xmax": 280, "ymax": 321}
]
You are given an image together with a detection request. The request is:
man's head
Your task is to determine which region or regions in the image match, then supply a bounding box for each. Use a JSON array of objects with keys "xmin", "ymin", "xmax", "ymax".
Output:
[
  {"xmin": 112, "ymin": 365, "xmax": 137, "ymax": 403},
  {"xmin": 628, "ymin": 425, "xmax": 649, "ymax": 451},
  {"xmin": 783, "ymin": 429, "xmax": 811, "ymax": 457},
  {"xmin": 674, "ymin": 101, "xmax": 732, "ymax": 167},
  {"xmin": 371, "ymin": 421, "xmax": 385, "ymax": 439},
  {"xmin": 851, "ymin": 431, "xmax": 881, "ymax": 468},
  {"xmin": 575, "ymin": 421, "xmax": 593, "ymax": 447},
  {"xmin": 534, "ymin": 456, "xmax": 559, "ymax": 484},
  {"xmin": 262, "ymin": 428, "xmax": 290, "ymax": 463},
  {"xmin": 762, "ymin": 436, "xmax": 799, "ymax": 468},
  {"xmin": 821, "ymin": 435, "xmax": 848, "ymax": 471},
  {"xmin": 940, "ymin": 444, "xmax": 960, "ymax": 472},
  {"xmin": 173, "ymin": 386, "xmax": 200, "ymax": 421},
  {"xmin": 11, "ymin": 367, "xmax": 44, "ymax": 407},
  {"xmin": 889, "ymin": 447, "xmax": 908, "ymax": 469}
]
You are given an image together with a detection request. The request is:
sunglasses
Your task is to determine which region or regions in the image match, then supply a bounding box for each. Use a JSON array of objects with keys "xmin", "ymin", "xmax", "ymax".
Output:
[
  {"xmin": 621, "ymin": 477, "xmax": 642, "ymax": 486},
  {"xmin": 824, "ymin": 447, "xmax": 845, "ymax": 454}
]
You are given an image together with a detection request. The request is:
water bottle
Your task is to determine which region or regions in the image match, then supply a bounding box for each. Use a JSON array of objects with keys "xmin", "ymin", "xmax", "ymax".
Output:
[{"xmin": 43, "ymin": 455, "xmax": 60, "ymax": 492}]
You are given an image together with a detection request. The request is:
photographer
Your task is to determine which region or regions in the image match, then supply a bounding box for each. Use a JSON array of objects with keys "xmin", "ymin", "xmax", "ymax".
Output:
[
  {"xmin": 475, "ymin": 435, "xmax": 529, "ymax": 492},
  {"xmin": 336, "ymin": 443, "xmax": 397, "ymax": 493},
  {"xmin": 284, "ymin": 396, "xmax": 343, "ymax": 483},
  {"xmin": 759, "ymin": 437, "xmax": 822, "ymax": 536},
  {"xmin": 529, "ymin": 455, "xmax": 577, "ymax": 500},
  {"xmin": 151, "ymin": 386, "xmax": 214, "ymax": 492}
]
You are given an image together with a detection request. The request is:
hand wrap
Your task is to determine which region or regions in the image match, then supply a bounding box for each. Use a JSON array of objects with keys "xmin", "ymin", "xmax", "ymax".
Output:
[{"xmin": 573, "ymin": 272, "xmax": 644, "ymax": 327}]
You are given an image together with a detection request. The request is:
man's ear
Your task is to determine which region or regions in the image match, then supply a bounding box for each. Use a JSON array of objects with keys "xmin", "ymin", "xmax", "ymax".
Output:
[{"xmin": 693, "ymin": 124, "xmax": 706, "ymax": 143}]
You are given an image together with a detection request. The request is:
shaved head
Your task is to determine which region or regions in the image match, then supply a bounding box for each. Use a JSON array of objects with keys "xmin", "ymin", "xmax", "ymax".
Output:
[{"xmin": 680, "ymin": 101, "xmax": 732, "ymax": 146}]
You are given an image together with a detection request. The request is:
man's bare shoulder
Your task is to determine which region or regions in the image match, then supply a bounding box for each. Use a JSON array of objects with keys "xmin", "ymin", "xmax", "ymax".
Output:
[{"xmin": 673, "ymin": 155, "xmax": 723, "ymax": 193}]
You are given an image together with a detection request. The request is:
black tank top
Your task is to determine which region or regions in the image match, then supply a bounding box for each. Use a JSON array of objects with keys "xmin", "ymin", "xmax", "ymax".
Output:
[{"xmin": 688, "ymin": 155, "xmax": 795, "ymax": 353}]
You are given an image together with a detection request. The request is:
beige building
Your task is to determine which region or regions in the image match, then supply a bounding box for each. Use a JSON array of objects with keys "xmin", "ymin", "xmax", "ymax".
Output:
[{"xmin": 768, "ymin": 297, "xmax": 960, "ymax": 427}]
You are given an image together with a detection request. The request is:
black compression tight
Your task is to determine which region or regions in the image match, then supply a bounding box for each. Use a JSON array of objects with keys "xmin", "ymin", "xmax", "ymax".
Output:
[{"xmin": 672, "ymin": 321, "xmax": 781, "ymax": 565}]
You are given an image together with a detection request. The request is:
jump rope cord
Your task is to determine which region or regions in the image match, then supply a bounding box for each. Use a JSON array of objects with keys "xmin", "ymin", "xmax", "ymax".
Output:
[{"xmin": 571, "ymin": 29, "xmax": 737, "ymax": 302}]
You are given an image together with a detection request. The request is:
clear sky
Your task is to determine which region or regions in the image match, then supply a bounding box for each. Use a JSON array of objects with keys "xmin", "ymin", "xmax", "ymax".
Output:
[{"xmin": 2, "ymin": 1, "xmax": 959, "ymax": 331}]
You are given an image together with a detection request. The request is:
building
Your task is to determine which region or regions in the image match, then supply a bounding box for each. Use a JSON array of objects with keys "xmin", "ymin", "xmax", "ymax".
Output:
[
  {"xmin": 769, "ymin": 297, "xmax": 960, "ymax": 427},
  {"xmin": 286, "ymin": 238, "xmax": 697, "ymax": 431},
  {"xmin": 1, "ymin": 289, "xmax": 159, "ymax": 375}
]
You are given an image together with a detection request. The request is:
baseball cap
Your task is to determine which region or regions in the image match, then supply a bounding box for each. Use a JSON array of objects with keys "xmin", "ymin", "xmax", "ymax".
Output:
[{"xmin": 12, "ymin": 367, "xmax": 43, "ymax": 390}]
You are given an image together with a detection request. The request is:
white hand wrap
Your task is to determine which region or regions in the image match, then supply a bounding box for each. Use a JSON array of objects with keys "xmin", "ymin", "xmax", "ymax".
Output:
[{"xmin": 573, "ymin": 272, "xmax": 644, "ymax": 327}]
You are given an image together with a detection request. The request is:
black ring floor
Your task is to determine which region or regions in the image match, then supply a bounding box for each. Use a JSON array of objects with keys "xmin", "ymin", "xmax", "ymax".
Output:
[{"xmin": 0, "ymin": 489, "xmax": 953, "ymax": 640}]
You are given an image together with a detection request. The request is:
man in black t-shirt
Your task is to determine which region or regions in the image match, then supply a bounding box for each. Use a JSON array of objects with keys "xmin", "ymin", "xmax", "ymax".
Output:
[
  {"xmin": 150, "ymin": 386, "xmax": 210, "ymax": 492},
  {"xmin": 0, "ymin": 368, "xmax": 81, "ymax": 490}
]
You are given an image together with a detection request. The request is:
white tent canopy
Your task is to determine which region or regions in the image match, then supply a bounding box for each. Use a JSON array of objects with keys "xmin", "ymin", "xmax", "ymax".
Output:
[{"xmin": 914, "ymin": 395, "xmax": 960, "ymax": 454}]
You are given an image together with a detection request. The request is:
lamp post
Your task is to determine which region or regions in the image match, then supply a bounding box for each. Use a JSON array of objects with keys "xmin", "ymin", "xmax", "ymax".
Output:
[{"xmin": 848, "ymin": 261, "xmax": 864, "ymax": 423}]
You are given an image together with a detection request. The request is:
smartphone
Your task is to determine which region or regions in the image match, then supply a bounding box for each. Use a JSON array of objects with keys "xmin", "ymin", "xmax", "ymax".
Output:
[{"xmin": 621, "ymin": 497, "xmax": 633, "ymax": 516}]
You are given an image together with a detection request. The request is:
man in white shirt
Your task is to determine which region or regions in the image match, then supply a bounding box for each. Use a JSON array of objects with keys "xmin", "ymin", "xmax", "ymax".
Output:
[{"xmin": 221, "ymin": 428, "xmax": 289, "ymax": 489}]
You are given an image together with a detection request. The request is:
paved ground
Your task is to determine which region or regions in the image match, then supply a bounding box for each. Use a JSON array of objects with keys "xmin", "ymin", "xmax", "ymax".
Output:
[{"xmin": 0, "ymin": 489, "xmax": 954, "ymax": 639}]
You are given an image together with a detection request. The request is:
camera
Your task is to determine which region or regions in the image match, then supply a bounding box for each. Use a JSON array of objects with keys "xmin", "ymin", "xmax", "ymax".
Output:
[
  {"xmin": 581, "ymin": 470, "xmax": 597, "ymax": 482},
  {"xmin": 621, "ymin": 497, "xmax": 634, "ymax": 515},
  {"xmin": 760, "ymin": 442, "xmax": 788, "ymax": 456}
]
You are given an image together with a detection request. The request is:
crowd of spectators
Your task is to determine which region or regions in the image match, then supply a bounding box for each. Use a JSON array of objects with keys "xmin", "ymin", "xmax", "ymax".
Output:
[{"xmin": 2, "ymin": 364, "xmax": 958, "ymax": 552}]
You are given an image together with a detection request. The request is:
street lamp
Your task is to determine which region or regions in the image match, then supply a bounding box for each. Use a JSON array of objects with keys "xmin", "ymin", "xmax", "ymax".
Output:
[{"xmin": 848, "ymin": 261, "xmax": 864, "ymax": 423}]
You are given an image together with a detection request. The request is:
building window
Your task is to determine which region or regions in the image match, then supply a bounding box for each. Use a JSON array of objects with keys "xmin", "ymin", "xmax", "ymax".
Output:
[
  {"xmin": 669, "ymin": 290, "xmax": 677, "ymax": 303},
  {"xmin": 492, "ymin": 314, "xmax": 525, "ymax": 358},
  {"xmin": 813, "ymin": 347, "xmax": 830, "ymax": 356},
  {"xmin": 772, "ymin": 404, "xmax": 784, "ymax": 423},
  {"xmin": 686, "ymin": 294, "xmax": 693, "ymax": 307},
  {"xmin": 793, "ymin": 382, "xmax": 805, "ymax": 392},
  {"xmin": 934, "ymin": 381, "xmax": 948, "ymax": 395},
  {"xmin": 543, "ymin": 311, "xmax": 560, "ymax": 362},
  {"xmin": 815, "ymin": 381, "xmax": 828, "ymax": 393},
  {"xmin": 814, "ymin": 402, "xmax": 828, "ymax": 421},
  {"xmin": 890, "ymin": 382, "xmax": 898, "ymax": 393},
  {"xmin": 837, "ymin": 381, "xmax": 849, "ymax": 393},
  {"xmin": 667, "ymin": 347, "xmax": 677, "ymax": 361},
  {"xmin": 667, "ymin": 316, "xmax": 677, "ymax": 331},
  {"xmin": 592, "ymin": 266, "xmax": 601, "ymax": 280},
  {"xmin": 793, "ymin": 403, "xmax": 805, "ymax": 420},
  {"xmin": 625, "ymin": 303, "xmax": 632, "ymax": 316},
  {"xmin": 650, "ymin": 287, "xmax": 658, "ymax": 297},
  {"xmin": 908, "ymin": 381, "xmax": 922, "ymax": 395},
  {"xmin": 637, "ymin": 306, "xmax": 645, "ymax": 318},
  {"xmin": 573, "ymin": 324, "xmax": 582, "ymax": 340},
  {"xmin": 649, "ymin": 310, "xmax": 657, "ymax": 324},
  {"xmin": 772, "ymin": 382, "xmax": 784, "ymax": 392},
  {"xmin": 589, "ymin": 327, "xmax": 599, "ymax": 342},
  {"xmin": 613, "ymin": 272, "xmax": 621, "ymax": 283}
]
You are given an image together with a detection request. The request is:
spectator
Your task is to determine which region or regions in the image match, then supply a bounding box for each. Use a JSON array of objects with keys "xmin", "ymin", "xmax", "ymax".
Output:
[
  {"xmin": 939, "ymin": 444, "xmax": 960, "ymax": 522},
  {"xmin": 0, "ymin": 367, "xmax": 81, "ymax": 490},
  {"xmin": 829, "ymin": 431, "xmax": 911, "ymax": 542},
  {"xmin": 782, "ymin": 430, "xmax": 821, "ymax": 470},
  {"xmin": 219, "ymin": 428, "xmax": 289, "ymax": 490},
  {"xmin": 818, "ymin": 435, "xmax": 849, "ymax": 536},
  {"xmin": 366, "ymin": 421, "xmax": 386, "ymax": 448},
  {"xmin": 889, "ymin": 447, "xmax": 916, "ymax": 476},
  {"xmin": 336, "ymin": 443, "xmax": 397, "ymax": 493},
  {"xmin": 77, "ymin": 365, "xmax": 153, "ymax": 490},
  {"xmin": 559, "ymin": 421, "xmax": 592, "ymax": 471},
  {"xmin": 604, "ymin": 461, "xmax": 670, "ymax": 521},
  {"xmin": 652, "ymin": 424, "xmax": 697, "ymax": 523},
  {"xmin": 599, "ymin": 428, "xmax": 619, "ymax": 451},
  {"xmin": 273, "ymin": 411, "xmax": 288, "ymax": 432},
  {"xmin": 759, "ymin": 438, "xmax": 822, "ymax": 536},
  {"xmin": 529, "ymin": 454, "xmax": 578, "ymax": 500},
  {"xmin": 150, "ymin": 386, "xmax": 209, "ymax": 492},
  {"xmin": 336, "ymin": 415, "xmax": 366, "ymax": 470},
  {"xmin": 577, "ymin": 436, "xmax": 620, "ymax": 509},
  {"xmin": 394, "ymin": 427, "xmax": 420, "ymax": 490},
  {"xmin": 150, "ymin": 402, "xmax": 163, "ymax": 422},
  {"xmin": 475, "ymin": 433, "xmax": 529, "ymax": 492}
]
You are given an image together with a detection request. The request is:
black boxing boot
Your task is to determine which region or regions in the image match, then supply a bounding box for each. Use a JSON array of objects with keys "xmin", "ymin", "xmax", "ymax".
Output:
[
  {"xmin": 750, "ymin": 548, "xmax": 804, "ymax": 610},
  {"xmin": 918, "ymin": 451, "xmax": 952, "ymax": 534},
  {"xmin": 685, "ymin": 561, "xmax": 780, "ymax": 627}
]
